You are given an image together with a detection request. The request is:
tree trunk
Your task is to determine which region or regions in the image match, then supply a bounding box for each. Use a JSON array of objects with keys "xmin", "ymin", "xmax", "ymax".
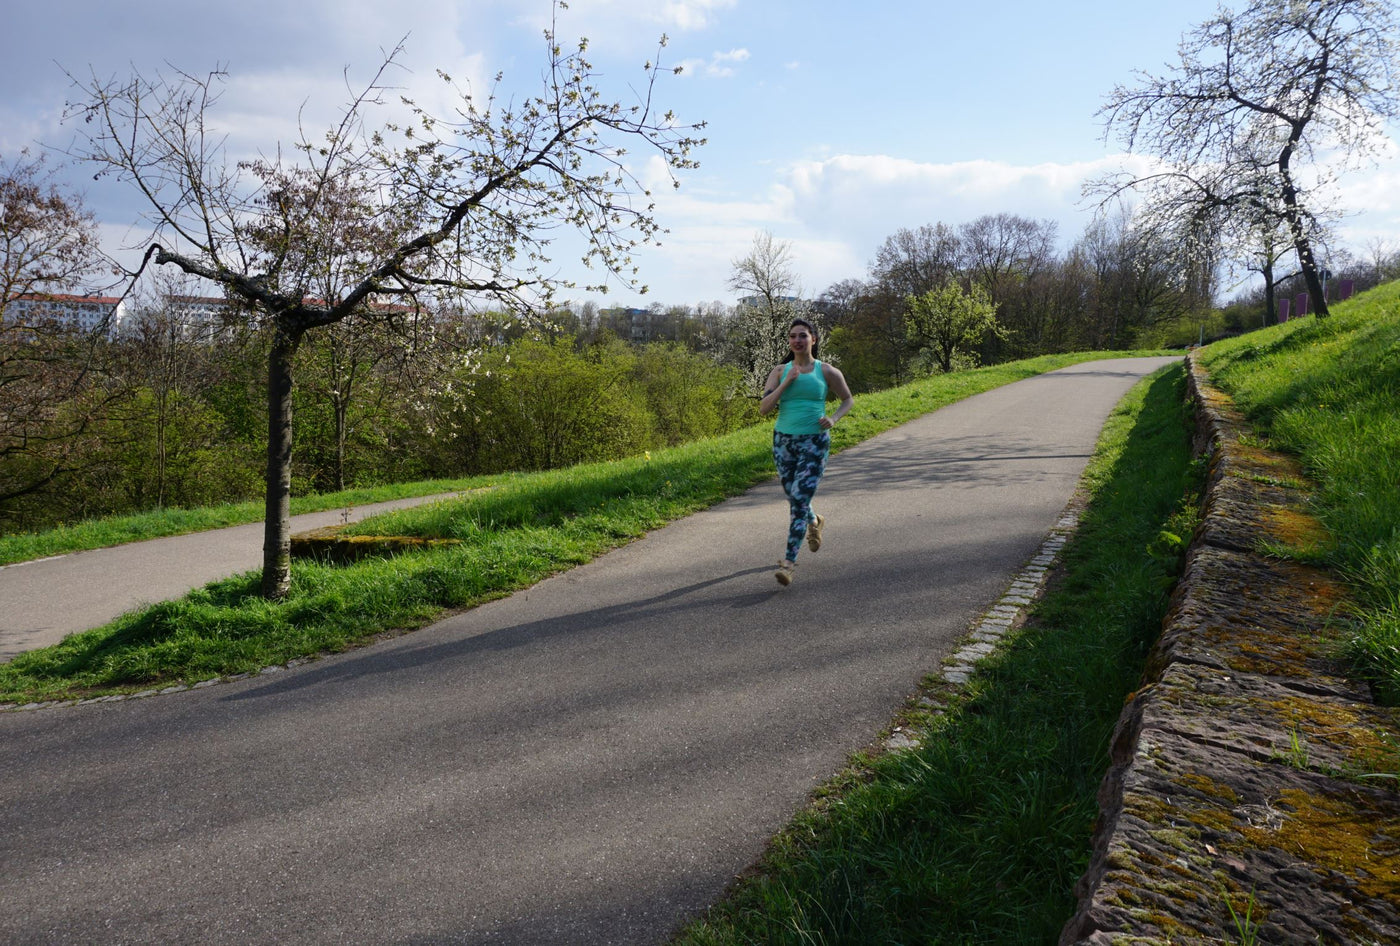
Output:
[
  {"xmin": 1287, "ymin": 204, "xmax": 1330, "ymax": 318},
  {"xmin": 155, "ymin": 390, "xmax": 168, "ymax": 509},
  {"xmin": 261, "ymin": 324, "xmax": 302, "ymax": 599},
  {"xmin": 1278, "ymin": 146, "xmax": 1330, "ymax": 318},
  {"xmin": 1297, "ymin": 244, "xmax": 1329, "ymax": 319},
  {"xmin": 334, "ymin": 393, "xmax": 348, "ymax": 493},
  {"xmin": 1262, "ymin": 257, "xmax": 1277, "ymax": 327}
]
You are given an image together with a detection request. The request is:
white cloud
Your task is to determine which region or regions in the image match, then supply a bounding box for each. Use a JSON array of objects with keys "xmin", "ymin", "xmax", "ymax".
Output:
[
  {"xmin": 7, "ymin": 0, "xmax": 489, "ymax": 174},
  {"xmin": 591, "ymin": 151, "xmax": 1178, "ymax": 306},
  {"xmin": 706, "ymin": 48, "xmax": 750, "ymax": 77},
  {"xmin": 1329, "ymin": 148, "xmax": 1400, "ymax": 253},
  {"xmin": 656, "ymin": 0, "xmax": 737, "ymax": 31},
  {"xmin": 510, "ymin": 0, "xmax": 737, "ymax": 49},
  {"xmin": 769, "ymin": 152, "xmax": 1158, "ymax": 276},
  {"xmin": 676, "ymin": 48, "xmax": 750, "ymax": 79},
  {"xmin": 570, "ymin": 152, "xmax": 1123, "ymax": 305}
]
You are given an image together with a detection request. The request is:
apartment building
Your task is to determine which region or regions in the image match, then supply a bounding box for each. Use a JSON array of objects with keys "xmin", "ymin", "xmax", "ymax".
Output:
[{"xmin": 5, "ymin": 293, "xmax": 129, "ymax": 336}]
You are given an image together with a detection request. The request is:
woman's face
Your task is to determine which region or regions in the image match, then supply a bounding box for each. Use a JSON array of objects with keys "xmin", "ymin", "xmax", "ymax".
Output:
[{"xmin": 788, "ymin": 324, "xmax": 813, "ymax": 354}]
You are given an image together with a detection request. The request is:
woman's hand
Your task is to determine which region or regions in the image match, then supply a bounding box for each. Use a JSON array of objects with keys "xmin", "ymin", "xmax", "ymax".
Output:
[{"xmin": 821, "ymin": 364, "xmax": 854, "ymax": 429}]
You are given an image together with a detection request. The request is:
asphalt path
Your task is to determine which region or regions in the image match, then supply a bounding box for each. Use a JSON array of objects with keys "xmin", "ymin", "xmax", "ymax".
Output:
[
  {"xmin": 0, "ymin": 356, "xmax": 1179, "ymax": 945},
  {"xmin": 0, "ymin": 494, "xmax": 464, "ymax": 662}
]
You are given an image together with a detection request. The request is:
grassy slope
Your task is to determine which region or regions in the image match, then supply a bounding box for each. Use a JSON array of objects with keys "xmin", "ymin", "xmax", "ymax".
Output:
[{"xmin": 1198, "ymin": 279, "xmax": 1400, "ymax": 702}]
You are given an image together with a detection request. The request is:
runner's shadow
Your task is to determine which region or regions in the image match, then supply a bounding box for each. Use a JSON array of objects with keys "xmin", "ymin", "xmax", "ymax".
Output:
[{"xmin": 730, "ymin": 589, "xmax": 786, "ymax": 608}]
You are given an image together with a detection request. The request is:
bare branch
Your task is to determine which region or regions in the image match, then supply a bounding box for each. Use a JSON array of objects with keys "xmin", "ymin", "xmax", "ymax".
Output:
[{"xmin": 1093, "ymin": 0, "xmax": 1399, "ymax": 319}]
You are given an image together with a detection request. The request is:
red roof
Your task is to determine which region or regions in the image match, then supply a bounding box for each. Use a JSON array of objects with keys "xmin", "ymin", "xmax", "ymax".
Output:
[{"xmin": 12, "ymin": 293, "xmax": 123, "ymax": 305}]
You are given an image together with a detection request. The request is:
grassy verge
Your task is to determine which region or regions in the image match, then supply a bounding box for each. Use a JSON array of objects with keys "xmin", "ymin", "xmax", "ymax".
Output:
[
  {"xmin": 672, "ymin": 362, "xmax": 1199, "ymax": 945},
  {"xmin": 0, "ymin": 350, "xmax": 1171, "ymax": 705},
  {"xmin": 0, "ymin": 476, "xmax": 502, "ymax": 567},
  {"xmin": 1197, "ymin": 280, "xmax": 1400, "ymax": 703}
]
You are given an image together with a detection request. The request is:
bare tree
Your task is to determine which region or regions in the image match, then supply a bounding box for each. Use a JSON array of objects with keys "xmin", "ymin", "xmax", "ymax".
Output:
[
  {"xmin": 728, "ymin": 230, "xmax": 799, "ymax": 310},
  {"xmin": 958, "ymin": 214, "xmax": 1057, "ymax": 304},
  {"xmin": 958, "ymin": 213, "xmax": 1059, "ymax": 358},
  {"xmin": 0, "ymin": 152, "xmax": 115, "ymax": 515},
  {"xmin": 725, "ymin": 230, "xmax": 811, "ymax": 390},
  {"xmin": 1096, "ymin": 0, "xmax": 1400, "ymax": 318},
  {"xmin": 815, "ymin": 278, "xmax": 866, "ymax": 328},
  {"xmin": 1073, "ymin": 206, "xmax": 1200, "ymax": 348},
  {"xmin": 67, "ymin": 19, "xmax": 704, "ymax": 597},
  {"xmin": 870, "ymin": 224, "xmax": 960, "ymax": 300},
  {"xmin": 0, "ymin": 153, "xmax": 102, "ymax": 306},
  {"xmin": 1362, "ymin": 235, "xmax": 1400, "ymax": 288}
]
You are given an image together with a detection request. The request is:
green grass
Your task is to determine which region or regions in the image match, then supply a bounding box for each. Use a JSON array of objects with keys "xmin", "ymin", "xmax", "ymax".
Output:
[
  {"xmin": 672, "ymin": 362, "xmax": 1199, "ymax": 945},
  {"xmin": 0, "ymin": 349, "xmax": 1168, "ymax": 704},
  {"xmin": 1198, "ymin": 280, "xmax": 1400, "ymax": 703}
]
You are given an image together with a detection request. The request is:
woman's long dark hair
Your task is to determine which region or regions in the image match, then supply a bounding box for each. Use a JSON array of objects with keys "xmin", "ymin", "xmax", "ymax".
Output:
[{"xmin": 781, "ymin": 317, "xmax": 819, "ymax": 362}]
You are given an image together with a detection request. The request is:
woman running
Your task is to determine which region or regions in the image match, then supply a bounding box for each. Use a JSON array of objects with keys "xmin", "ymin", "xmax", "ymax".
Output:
[{"xmin": 757, "ymin": 317, "xmax": 854, "ymax": 586}]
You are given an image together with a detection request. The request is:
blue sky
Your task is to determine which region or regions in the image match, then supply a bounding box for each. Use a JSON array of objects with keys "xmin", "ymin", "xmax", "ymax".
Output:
[{"xmin": 5, "ymin": 0, "xmax": 1398, "ymax": 307}]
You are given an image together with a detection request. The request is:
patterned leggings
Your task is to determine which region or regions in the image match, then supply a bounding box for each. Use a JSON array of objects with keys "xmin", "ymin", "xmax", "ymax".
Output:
[{"xmin": 772, "ymin": 431, "xmax": 831, "ymax": 563}]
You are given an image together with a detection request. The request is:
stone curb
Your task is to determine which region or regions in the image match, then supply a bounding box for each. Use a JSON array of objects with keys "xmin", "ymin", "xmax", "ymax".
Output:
[{"xmin": 1059, "ymin": 352, "xmax": 1400, "ymax": 945}]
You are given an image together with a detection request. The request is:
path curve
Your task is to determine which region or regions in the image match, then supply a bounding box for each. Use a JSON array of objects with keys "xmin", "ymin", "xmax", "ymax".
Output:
[
  {"xmin": 0, "ymin": 357, "xmax": 1179, "ymax": 945},
  {"xmin": 0, "ymin": 494, "xmax": 463, "ymax": 661}
]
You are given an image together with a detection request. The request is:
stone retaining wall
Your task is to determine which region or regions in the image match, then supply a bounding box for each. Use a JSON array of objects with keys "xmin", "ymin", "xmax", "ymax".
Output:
[{"xmin": 1059, "ymin": 352, "xmax": 1400, "ymax": 945}]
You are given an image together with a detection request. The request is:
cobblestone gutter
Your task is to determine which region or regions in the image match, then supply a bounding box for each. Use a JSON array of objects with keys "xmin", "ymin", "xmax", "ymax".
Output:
[{"xmin": 1060, "ymin": 352, "xmax": 1400, "ymax": 945}]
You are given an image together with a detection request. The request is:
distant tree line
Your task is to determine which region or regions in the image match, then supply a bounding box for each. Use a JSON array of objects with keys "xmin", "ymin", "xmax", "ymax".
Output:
[
  {"xmin": 804, "ymin": 209, "xmax": 1210, "ymax": 392},
  {"xmin": 0, "ymin": 275, "xmax": 755, "ymax": 532}
]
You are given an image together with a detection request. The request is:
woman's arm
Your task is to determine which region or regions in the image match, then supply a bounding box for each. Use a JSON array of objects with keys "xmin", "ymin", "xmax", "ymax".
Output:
[
  {"xmin": 757, "ymin": 364, "xmax": 791, "ymax": 417},
  {"xmin": 818, "ymin": 364, "xmax": 854, "ymax": 430}
]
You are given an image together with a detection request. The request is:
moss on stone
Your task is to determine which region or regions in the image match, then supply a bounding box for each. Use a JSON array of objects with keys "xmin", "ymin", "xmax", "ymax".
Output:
[
  {"xmin": 1264, "ymin": 696, "xmax": 1395, "ymax": 763},
  {"xmin": 1227, "ymin": 629, "xmax": 1322, "ymax": 677},
  {"xmin": 1066, "ymin": 357, "xmax": 1400, "ymax": 945},
  {"xmin": 1175, "ymin": 771, "xmax": 1241, "ymax": 804},
  {"xmin": 1262, "ymin": 505, "xmax": 1329, "ymax": 551},
  {"xmin": 1240, "ymin": 787, "xmax": 1400, "ymax": 901},
  {"xmin": 1229, "ymin": 442, "xmax": 1311, "ymax": 480}
]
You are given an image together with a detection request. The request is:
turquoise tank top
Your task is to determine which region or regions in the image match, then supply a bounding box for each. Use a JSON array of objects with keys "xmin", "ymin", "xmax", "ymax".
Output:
[{"xmin": 774, "ymin": 360, "xmax": 828, "ymax": 435}]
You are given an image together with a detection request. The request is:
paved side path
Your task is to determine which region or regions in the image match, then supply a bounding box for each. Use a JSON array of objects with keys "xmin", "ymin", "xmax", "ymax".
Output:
[
  {"xmin": 0, "ymin": 494, "xmax": 462, "ymax": 661},
  {"xmin": 0, "ymin": 357, "xmax": 1178, "ymax": 946}
]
